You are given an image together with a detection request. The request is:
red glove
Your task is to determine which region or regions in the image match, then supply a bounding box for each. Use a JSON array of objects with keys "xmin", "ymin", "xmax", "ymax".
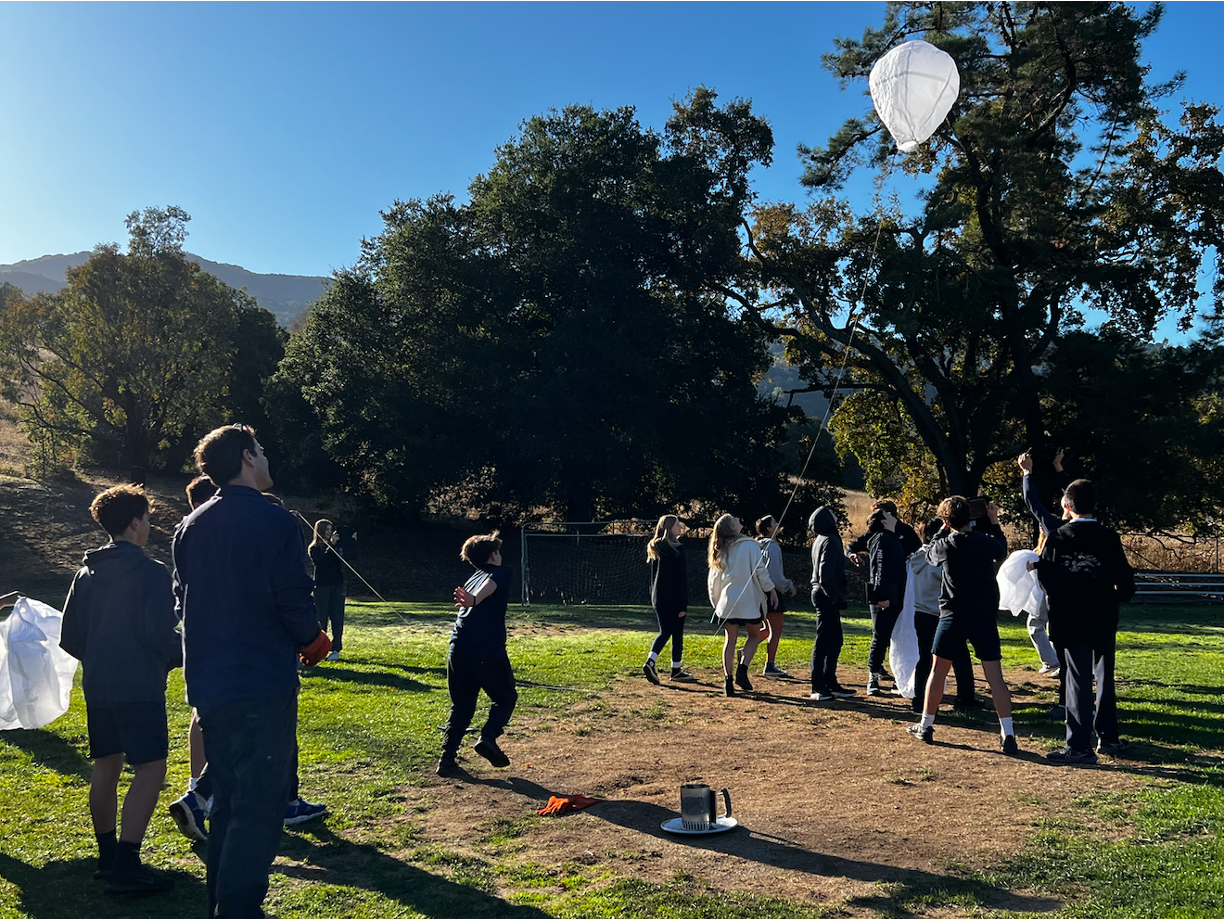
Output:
[{"xmin": 300, "ymin": 631, "xmax": 332, "ymax": 667}]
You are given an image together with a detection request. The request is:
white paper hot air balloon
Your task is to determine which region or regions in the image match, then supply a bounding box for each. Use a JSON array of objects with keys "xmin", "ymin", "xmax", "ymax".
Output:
[{"xmin": 869, "ymin": 40, "xmax": 960, "ymax": 153}]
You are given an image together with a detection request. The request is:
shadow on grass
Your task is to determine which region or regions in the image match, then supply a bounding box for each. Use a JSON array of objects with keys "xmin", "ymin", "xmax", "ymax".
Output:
[
  {"xmin": 1, "ymin": 727, "xmax": 93, "ymax": 781},
  {"xmin": 301, "ymin": 665, "xmax": 433, "ymax": 692},
  {"xmin": 587, "ymin": 799, "xmax": 1062, "ymax": 915},
  {"xmin": 0, "ymin": 852, "xmax": 207, "ymax": 918},
  {"xmin": 277, "ymin": 825, "xmax": 549, "ymax": 918}
]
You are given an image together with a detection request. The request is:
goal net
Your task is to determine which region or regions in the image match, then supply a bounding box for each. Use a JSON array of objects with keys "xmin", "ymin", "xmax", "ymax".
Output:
[{"xmin": 520, "ymin": 520, "xmax": 656, "ymax": 606}]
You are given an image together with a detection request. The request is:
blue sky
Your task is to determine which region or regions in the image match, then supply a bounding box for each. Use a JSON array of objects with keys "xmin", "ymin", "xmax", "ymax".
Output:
[{"xmin": 2, "ymin": 1, "xmax": 1221, "ymax": 295}]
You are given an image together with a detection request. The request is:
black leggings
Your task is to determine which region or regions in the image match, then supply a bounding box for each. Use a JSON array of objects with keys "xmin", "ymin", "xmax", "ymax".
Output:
[{"xmin": 650, "ymin": 607, "xmax": 686, "ymax": 663}]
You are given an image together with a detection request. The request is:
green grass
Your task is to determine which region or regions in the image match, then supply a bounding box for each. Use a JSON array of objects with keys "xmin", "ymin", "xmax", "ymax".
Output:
[{"xmin": 1, "ymin": 600, "xmax": 1223, "ymax": 917}]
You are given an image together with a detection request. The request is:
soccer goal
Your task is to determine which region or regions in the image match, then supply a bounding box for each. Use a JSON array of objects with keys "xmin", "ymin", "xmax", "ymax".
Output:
[{"xmin": 519, "ymin": 520, "xmax": 656, "ymax": 606}]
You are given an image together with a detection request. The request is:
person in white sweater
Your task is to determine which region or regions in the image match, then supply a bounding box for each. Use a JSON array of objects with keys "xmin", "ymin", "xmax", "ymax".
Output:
[
  {"xmin": 707, "ymin": 514, "xmax": 777, "ymax": 697},
  {"xmin": 756, "ymin": 516, "xmax": 797, "ymax": 677}
]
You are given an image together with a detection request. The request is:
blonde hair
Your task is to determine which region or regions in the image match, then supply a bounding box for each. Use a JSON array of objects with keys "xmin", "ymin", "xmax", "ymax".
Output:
[
  {"xmin": 707, "ymin": 513, "xmax": 743, "ymax": 572},
  {"xmin": 309, "ymin": 518, "xmax": 334, "ymax": 551},
  {"xmin": 646, "ymin": 514, "xmax": 681, "ymax": 561}
]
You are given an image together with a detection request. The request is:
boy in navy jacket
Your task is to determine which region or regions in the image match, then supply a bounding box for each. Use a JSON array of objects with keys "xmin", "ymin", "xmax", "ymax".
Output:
[{"xmin": 60, "ymin": 485, "xmax": 181, "ymax": 894}]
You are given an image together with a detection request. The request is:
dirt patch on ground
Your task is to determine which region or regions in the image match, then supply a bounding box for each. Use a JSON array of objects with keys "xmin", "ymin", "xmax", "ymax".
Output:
[{"xmin": 417, "ymin": 669, "xmax": 1149, "ymax": 914}]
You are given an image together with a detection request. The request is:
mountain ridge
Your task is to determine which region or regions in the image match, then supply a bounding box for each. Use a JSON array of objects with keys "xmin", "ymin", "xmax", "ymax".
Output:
[{"xmin": 0, "ymin": 251, "xmax": 329, "ymax": 326}]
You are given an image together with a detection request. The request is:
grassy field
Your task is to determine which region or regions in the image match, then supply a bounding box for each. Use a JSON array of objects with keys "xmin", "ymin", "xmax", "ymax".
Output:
[{"xmin": 1, "ymin": 600, "xmax": 1223, "ymax": 918}]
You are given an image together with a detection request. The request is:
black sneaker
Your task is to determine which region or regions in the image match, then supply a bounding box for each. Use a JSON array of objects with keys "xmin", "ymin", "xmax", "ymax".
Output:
[
  {"xmin": 642, "ymin": 659, "xmax": 660, "ymax": 686},
  {"xmin": 474, "ymin": 738, "xmax": 510, "ymax": 768},
  {"xmin": 829, "ymin": 685, "xmax": 857, "ymax": 699},
  {"xmin": 734, "ymin": 663, "xmax": 753, "ymax": 692},
  {"xmin": 953, "ymin": 696, "xmax": 982, "ymax": 713},
  {"xmin": 1047, "ymin": 703, "xmax": 1067, "ymax": 720},
  {"xmin": 670, "ymin": 667, "xmax": 697, "ymax": 682},
  {"xmin": 105, "ymin": 863, "xmax": 174, "ymax": 895},
  {"xmin": 724, "ymin": 676, "xmax": 736, "ymax": 697},
  {"xmin": 436, "ymin": 756, "xmax": 460, "ymax": 777},
  {"xmin": 1001, "ymin": 734, "xmax": 1019, "ymax": 755},
  {"xmin": 906, "ymin": 723, "xmax": 934, "ymax": 744},
  {"xmin": 875, "ymin": 668, "xmax": 895, "ymax": 684},
  {"xmin": 1046, "ymin": 745, "xmax": 1097, "ymax": 765},
  {"xmin": 1097, "ymin": 738, "xmax": 1131, "ymax": 755}
]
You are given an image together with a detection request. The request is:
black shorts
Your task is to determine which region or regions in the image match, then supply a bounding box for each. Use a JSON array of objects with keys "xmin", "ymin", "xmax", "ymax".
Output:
[
  {"xmin": 722, "ymin": 616, "xmax": 765, "ymax": 628},
  {"xmin": 932, "ymin": 614, "xmax": 1002, "ymax": 663},
  {"xmin": 86, "ymin": 701, "xmax": 169, "ymax": 764},
  {"xmin": 766, "ymin": 593, "xmax": 787, "ymax": 615}
]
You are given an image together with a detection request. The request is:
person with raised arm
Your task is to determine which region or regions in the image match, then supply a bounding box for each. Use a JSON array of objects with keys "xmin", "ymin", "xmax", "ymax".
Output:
[{"xmin": 1034, "ymin": 479, "xmax": 1136, "ymax": 764}]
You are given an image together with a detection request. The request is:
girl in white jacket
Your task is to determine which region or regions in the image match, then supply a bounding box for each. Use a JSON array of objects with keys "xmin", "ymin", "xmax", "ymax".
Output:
[{"xmin": 707, "ymin": 514, "xmax": 777, "ymax": 696}]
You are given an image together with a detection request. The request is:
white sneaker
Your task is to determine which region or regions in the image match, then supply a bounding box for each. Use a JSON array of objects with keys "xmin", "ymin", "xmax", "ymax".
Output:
[
  {"xmin": 325, "ymin": 650, "xmax": 340, "ymax": 661},
  {"xmin": 1039, "ymin": 664, "xmax": 1060, "ymax": 677}
]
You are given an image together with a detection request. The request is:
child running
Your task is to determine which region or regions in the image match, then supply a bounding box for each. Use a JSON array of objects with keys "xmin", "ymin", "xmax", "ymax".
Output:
[
  {"xmin": 438, "ymin": 532, "xmax": 518, "ymax": 776},
  {"xmin": 707, "ymin": 514, "xmax": 776, "ymax": 697},
  {"xmin": 643, "ymin": 515, "xmax": 695, "ymax": 684}
]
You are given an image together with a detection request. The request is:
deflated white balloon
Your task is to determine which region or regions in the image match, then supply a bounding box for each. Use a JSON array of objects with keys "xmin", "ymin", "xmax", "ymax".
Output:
[{"xmin": 869, "ymin": 40, "xmax": 960, "ymax": 153}]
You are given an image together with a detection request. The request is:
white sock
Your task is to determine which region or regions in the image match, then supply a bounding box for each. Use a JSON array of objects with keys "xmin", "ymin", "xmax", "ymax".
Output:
[
  {"xmin": 671, "ymin": 661, "xmax": 682, "ymax": 670},
  {"xmin": 1000, "ymin": 716, "xmax": 1014, "ymax": 738},
  {"xmin": 647, "ymin": 651, "xmax": 659, "ymax": 664},
  {"xmin": 920, "ymin": 712, "xmax": 936, "ymax": 730}
]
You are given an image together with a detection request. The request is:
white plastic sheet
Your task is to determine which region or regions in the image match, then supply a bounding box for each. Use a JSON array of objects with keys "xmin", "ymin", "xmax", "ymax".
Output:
[
  {"xmin": 0, "ymin": 597, "xmax": 78, "ymax": 730},
  {"xmin": 870, "ymin": 40, "xmax": 961, "ymax": 153},
  {"xmin": 997, "ymin": 550, "xmax": 1044, "ymax": 618},
  {"xmin": 889, "ymin": 574, "xmax": 920, "ymax": 700}
]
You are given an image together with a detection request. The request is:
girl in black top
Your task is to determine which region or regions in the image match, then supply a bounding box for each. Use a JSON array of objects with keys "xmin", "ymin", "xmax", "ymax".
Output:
[
  {"xmin": 643, "ymin": 515, "xmax": 694, "ymax": 684},
  {"xmin": 309, "ymin": 519, "xmax": 346, "ymax": 660}
]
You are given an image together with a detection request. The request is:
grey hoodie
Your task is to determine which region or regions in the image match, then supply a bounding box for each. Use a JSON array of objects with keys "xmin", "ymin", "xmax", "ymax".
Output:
[
  {"xmin": 808, "ymin": 506, "xmax": 847, "ymax": 609},
  {"xmin": 60, "ymin": 541, "xmax": 182, "ymax": 705}
]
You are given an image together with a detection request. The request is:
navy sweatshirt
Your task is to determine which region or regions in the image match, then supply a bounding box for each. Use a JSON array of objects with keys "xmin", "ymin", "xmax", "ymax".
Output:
[
  {"xmin": 59, "ymin": 541, "xmax": 182, "ymax": 705},
  {"xmin": 1037, "ymin": 519, "xmax": 1135, "ymax": 648},
  {"xmin": 809, "ymin": 506, "xmax": 847, "ymax": 609},
  {"xmin": 172, "ymin": 485, "xmax": 320, "ymax": 710},
  {"xmin": 866, "ymin": 530, "xmax": 907, "ymax": 608},
  {"xmin": 927, "ymin": 521, "xmax": 1007, "ymax": 618}
]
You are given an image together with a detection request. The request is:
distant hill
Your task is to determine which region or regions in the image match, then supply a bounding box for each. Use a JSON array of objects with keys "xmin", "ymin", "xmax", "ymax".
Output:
[{"xmin": 0, "ymin": 252, "xmax": 330, "ymax": 327}]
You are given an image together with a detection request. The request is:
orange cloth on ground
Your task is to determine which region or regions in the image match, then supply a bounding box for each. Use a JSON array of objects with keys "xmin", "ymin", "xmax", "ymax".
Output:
[{"xmin": 537, "ymin": 794, "xmax": 602, "ymax": 816}]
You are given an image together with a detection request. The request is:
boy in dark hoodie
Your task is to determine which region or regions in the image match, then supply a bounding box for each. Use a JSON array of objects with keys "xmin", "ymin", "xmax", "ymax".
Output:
[
  {"xmin": 808, "ymin": 506, "xmax": 856, "ymax": 700},
  {"xmin": 60, "ymin": 485, "xmax": 181, "ymax": 894}
]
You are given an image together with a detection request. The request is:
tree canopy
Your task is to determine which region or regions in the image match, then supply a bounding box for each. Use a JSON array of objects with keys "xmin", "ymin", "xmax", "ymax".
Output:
[
  {"xmin": 741, "ymin": 1, "xmax": 1224, "ymax": 525},
  {"xmin": 0, "ymin": 207, "xmax": 284, "ymax": 476},
  {"xmin": 272, "ymin": 93, "xmax": 800, "ymax": 522}
]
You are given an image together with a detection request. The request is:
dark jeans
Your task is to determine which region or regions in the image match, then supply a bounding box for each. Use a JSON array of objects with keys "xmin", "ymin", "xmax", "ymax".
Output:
[
  {"xmin": 650, "ymin": 607, "xmax": 686, "ymax": 663},
  {"xmin": 913, "ymin": 612, "xmax": 976, "ymax": 709},
  {"xmin": 810, "ymin": 596, "xmax": 844, "ymax": 691},
  {"xmin": 314, "ymin": 583, "xmax": 345, "ymax": 652},
  {"xmin": 868, "ymin": 603, "xmax": 900, "ymax": 674},
  {"xmin": 195, "ymin": 742, "xmax": 299, "ymax": 805},
  {"xmin": 198, "ymin": 689, "xmax": 297, "ymax": 919},
  {"xmin": 442, "ymin": 649, "xmax": 517, "ymax": 758},
  {"xmin": 1065, "ymin": 640, "xmax": 1119, "ymax": 751}
]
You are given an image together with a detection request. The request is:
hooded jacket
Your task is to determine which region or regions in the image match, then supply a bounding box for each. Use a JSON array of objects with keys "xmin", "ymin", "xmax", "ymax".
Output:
[
  {"xmin": 808, "ymin": 506, "xmax": 847, "ymax": 609},
  {"xmin": 59, "ymin": 541, "xmax": 182, "ymax": 705},
  {"xmin": 907, "ymin": 544, "xmax": 943, "ymax": 616},
  {"xmin": 866, "ymin": 529, "xmax": 907, "ymax": 608}
]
